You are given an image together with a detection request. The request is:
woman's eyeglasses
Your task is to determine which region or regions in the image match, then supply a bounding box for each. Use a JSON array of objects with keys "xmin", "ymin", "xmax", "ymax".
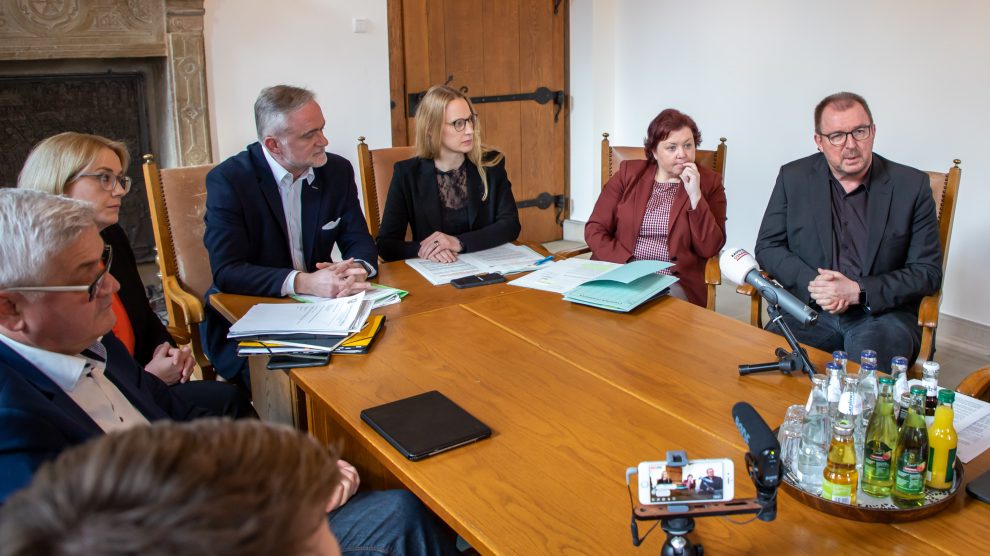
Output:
[{"xmin": 75, "ymin": 172, "xmax": 132, "ymax": 195}]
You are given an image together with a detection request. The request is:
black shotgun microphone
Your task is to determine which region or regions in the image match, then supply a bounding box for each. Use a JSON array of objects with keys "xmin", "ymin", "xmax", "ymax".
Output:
[
  {"xmin": 732, "ymin": 402, "xmax": 782, "ymax": 521},
  {"xmin": 720, "ymin": 248, "xmax": 818, "ymax": 326}
]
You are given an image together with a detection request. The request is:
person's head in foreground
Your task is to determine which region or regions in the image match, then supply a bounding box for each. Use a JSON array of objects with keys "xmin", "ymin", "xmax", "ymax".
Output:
[{"xmin": 0, "ymin": 419, "xmax": 342, "ymax": 556}]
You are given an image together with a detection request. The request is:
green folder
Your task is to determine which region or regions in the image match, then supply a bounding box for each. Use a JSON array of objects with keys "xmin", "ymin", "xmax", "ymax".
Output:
[{"xmin": 562, "ymin": 260, "xmax": 678, "ymax": 312}]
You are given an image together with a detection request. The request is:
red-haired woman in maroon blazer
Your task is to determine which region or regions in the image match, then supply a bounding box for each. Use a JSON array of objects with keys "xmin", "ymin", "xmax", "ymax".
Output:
[{"xmin": 585, "ymin": 109, "xmax": 727, "ymax": 307}]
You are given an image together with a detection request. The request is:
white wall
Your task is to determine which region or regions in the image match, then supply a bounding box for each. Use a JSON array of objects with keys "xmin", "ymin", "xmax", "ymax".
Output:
[
  {"xmin": 203, "ymin": 0, "xmax": 392, "ymax": 179},
  {"xmin": 570, "ymin": 0, "xmax": 990, "ymax": 326}
]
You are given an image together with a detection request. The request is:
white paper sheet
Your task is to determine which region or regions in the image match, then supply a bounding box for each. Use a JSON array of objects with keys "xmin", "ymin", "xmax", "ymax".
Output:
[
  {"xmin": 508, "ymin": 258, "xmax": 619, "ymax": 294},
  {"xmin": 405, "ymin": 243, "xmax": 546, "ymax": 285}
]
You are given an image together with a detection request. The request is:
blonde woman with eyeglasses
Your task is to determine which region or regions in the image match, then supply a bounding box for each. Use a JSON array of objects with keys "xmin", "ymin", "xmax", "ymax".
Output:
[
  {"xmin": 376, "ymin": 85, "xmax": 521, "ymax": 262},
  {"xmin": 18, "ymin": 132, "xmax": 254, "ymax": 418}
]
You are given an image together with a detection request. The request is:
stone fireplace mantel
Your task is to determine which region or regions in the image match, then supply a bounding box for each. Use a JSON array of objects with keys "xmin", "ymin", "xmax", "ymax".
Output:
[{"xmin": 0, "ymin": 0, "xmax": 212, "ymax": 165}]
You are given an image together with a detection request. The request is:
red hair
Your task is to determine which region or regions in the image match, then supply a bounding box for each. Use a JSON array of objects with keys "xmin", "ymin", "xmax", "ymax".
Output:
[{"xmin": 643, "ymin": 109, "xmax": 702, "ymax": 162}]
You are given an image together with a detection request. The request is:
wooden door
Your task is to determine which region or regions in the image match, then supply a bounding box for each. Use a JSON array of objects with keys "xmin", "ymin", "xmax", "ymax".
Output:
[{"xmin": 387, "ymin": 0, "xmax": 569, "ymax": 243}]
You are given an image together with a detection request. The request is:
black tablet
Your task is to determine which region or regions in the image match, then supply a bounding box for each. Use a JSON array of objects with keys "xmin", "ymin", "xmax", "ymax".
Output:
[{"xmin": 360, "ymin": 391, "xmax": 492, "ymax": 461}]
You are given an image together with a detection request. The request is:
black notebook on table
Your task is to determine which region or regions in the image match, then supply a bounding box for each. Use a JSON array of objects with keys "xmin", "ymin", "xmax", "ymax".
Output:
[{"xmin": 360, "ymin": 391, "xmax": 492, "ymax": 461}]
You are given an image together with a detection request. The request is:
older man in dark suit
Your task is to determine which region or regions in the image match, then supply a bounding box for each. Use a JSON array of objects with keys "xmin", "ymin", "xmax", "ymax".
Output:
[
  {"xmin": 0, "ymin": 190, "xmax": 214, "ymax": 502},
  {"xmin": 203, "ymin": 85, "xmax": 378, "ymax": 388},
  {"xmin": 755, "ymin": 92, "xmax": 941, "ymax": 367}
]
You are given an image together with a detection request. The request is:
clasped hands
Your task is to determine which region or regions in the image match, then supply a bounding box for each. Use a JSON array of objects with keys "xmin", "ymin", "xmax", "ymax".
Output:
[
  {"xmin": 808, "ymin": 268, "xmax": 860, "ymax": 314},
  {"xmin": 296, "ymin": 258, "xmax": 371, "ymax": 298},
  {"xmin": 417, "ymin": 231, "xmax": 462, "ymax": 263},
  {"xmin": 144, "ymin": 342, "xmax": 195, "ymax": 385}
]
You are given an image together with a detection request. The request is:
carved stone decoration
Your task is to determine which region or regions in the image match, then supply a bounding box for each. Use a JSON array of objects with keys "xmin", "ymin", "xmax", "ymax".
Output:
[
  {"xmin": 17, "ymin": 0, "xmax": 80, "ymax": 31},
  {"xmin": 167, "ymin": 31, "xmax": 209, "ymax": 165}
]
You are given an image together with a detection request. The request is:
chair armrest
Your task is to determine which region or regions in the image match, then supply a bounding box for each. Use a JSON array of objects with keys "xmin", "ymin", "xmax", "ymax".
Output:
[
  {"xmin": 958, "ymin": 366, "xmax": 990, "ymax": 400},
  {"xmin": 162, "ymin": 275, "xmax": 206, "ymax": 324},
  {"xmin": 167, "ymin": 326, "xmax": 191, "ymax": 345},
  {"xmin": 917, "ymin": 292, "xmax": 941, "ymax": 329},
  {"xmin": 736, "ymin": 284, "xmax": 763, "ymax": 328},
  {"xmin": 555, "ymin": 246, "xmax": 591, "ymax": 259},
  {"xmin": 704, "ymin": 257, "xmax": 721, "ymax": 286}
]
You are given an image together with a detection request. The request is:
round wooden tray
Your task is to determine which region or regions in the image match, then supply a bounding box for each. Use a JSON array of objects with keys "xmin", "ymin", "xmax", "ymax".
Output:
[{"xmin": 781, "ymin": 459, "xmax": 964, "ymax": 523}]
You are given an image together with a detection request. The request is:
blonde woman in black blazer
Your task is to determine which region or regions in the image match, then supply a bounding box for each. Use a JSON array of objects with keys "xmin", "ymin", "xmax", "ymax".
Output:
[{"xmin": 376, "ymin": 85, "xmax": 520, "ymax": 262}]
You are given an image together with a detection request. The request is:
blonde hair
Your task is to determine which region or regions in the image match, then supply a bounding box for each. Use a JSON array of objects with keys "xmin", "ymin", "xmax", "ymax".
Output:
[
  {"xmin": 0, "ymin": 419, "xmax": 341, "ymax": 556},
  {"xmin": 17, "ymin": 132, "xmax": 129, "ymax": 195},
  {"xmin": 414, "ymin": 85, "xmax": 504, "ymax": 201}
]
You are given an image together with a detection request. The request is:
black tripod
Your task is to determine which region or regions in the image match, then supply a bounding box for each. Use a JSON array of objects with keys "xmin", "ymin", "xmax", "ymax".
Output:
[{"xmin": 738, "ymin": 303, "xmax": 817, "ymax": 379}]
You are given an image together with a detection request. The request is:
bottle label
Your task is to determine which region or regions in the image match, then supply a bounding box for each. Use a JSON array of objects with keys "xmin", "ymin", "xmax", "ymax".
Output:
[
  {"xmin": 923, "ymin": 377, "xmax": 938, "ymax": 396},
  {"xmin": 827, "ymin": 382, "xmax": 841, "ymax": 403},
  {"xmin": 822, "ymin": 478, "xmax": 853, "ymax": 504},
  {"xmin": 839, "ymin": 391, "xmax": 863, "ymax": 415},
  {"xmin": 926, "ymin": 447, "xmax": 957, "ymax": 483},
  {"xmin": 865, "ymin": 449, "xmax": 892, "ymax": 479},
  {"xmin": 895, "ymin": 456, "xmax": 926, "ymax": 494}
]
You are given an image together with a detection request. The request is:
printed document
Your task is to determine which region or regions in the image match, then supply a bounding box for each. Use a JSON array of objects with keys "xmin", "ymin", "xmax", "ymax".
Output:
[{"xmin": 405, "ymin": 243, "xmax": 545, "ymax": 285}]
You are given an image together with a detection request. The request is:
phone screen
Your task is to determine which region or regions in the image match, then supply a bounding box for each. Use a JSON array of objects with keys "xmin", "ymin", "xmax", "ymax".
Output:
[{"xmin": 639, "ymin": 459, "xmax": 732, "ymax": 505}]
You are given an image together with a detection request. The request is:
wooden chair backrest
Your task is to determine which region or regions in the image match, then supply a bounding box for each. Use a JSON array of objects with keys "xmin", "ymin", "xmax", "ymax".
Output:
[
  {"xmin": 925, "ymin": 160, "xmax": 961, "ymax": 276},
  {"xmin": 143, "ymin": 156, "xmax": 215, "ymax": 302},
  {"xmin": 357, "ymin": 137, "xmax": 416, "ymax": 237},
  {"xmin": 601, "ymin": 133, "xmax": 727, "ymax": 189}
]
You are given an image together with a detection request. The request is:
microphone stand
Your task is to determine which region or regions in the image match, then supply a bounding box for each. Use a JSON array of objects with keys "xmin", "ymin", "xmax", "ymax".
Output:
[{"xmin": 738, "ymin": 302, "xmax": 817, "ymax": 380}]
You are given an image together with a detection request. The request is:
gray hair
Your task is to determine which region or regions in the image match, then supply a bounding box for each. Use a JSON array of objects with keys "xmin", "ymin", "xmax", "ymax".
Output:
[
  {"xmin": 0, "ymin": 189, "xmax": 96, "ymax": 290},
  {"xmin": 254, "ymin": 85, "xmax": 316, "ymax": 140}
]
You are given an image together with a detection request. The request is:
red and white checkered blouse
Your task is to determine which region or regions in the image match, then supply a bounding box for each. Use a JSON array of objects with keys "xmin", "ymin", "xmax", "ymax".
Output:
[{"xmin": 632, "ymin": 180, "xmax": 680, "ymax": 274}]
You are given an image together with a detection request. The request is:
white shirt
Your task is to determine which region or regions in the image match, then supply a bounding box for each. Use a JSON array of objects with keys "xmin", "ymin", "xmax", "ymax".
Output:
[
  {"xmin": 261, "ymin": 146, "xmax": 376, "ymax": 297},
  {"xmin": 0, "ymin": 335, "xmax": 149, "ymax": 432},
  {"xmin": 262, "ymin": 145, "xmax": 315, "ymax": 296}
]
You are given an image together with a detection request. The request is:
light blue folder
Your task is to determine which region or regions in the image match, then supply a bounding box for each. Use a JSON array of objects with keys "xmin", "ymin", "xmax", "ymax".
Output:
[{"xmin": 562, "ymin": 260, "xmax": 679, "ymax": 312}]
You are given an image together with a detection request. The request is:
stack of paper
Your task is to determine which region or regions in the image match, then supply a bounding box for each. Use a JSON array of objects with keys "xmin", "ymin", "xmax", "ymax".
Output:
[
  {"xmin": 405, "ymin": 243, "xmax": 547, "ymax": 286},
  {"xmin": 292, "ymin": 283, "xmax": 407, "ymax": 309},
  {"xmin": 229, "ymin": 293, "xmax": 372, "ymax": 355},
  {"xmin": 950, "ymin": 390, "xmax": 990, "ymax": 463},
  {"xmin": 509, "ymin": 258, "xmax": 620, "ymax": 294},
  {"xmin": 561, "ymin": 260, "xmax": 678, "ymax": 312}
]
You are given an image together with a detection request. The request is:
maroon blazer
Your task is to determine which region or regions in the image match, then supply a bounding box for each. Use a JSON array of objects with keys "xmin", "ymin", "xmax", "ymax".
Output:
[{"xmin": 585, "ymin": 159, "xmax": 727, "ymax": 306}]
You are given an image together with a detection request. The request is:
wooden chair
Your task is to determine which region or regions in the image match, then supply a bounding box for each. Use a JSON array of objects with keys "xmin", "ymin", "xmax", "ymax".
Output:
[
  {"xmin": 958, "ymin": 365, "xmax": 990, "ymax": 401},
  {"xmin": 739, "ymin": 159, "xmax": 962, "ymax": 373},
  {"xmin": 142, "ymin": 154, "xmax": 217, "ymax": 380},
  {"xmin": 356, "ymin": 137, "xmax": 416, "ymax": 238},
  {"xmin": 559, "ymin": 133, "xmax": 728, "ymax": 311}
]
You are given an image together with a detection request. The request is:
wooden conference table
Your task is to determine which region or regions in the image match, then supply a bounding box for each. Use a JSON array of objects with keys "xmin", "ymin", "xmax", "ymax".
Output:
[{"xmin": 212, "ymin": 262, "xmax": 990, "ymax": 555}]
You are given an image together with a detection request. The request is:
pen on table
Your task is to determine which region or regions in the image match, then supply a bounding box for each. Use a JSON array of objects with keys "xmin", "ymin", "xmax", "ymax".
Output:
[{"xmin": 534, "ymin": 255, "xmax": 554, "ymax": 266}]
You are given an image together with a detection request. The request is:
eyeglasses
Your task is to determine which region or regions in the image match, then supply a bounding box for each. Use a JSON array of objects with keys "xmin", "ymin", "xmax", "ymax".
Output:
[
  {"xmin": 446, "ymin": 113, "xmax": 478, "ymax": 132},
  {"xmin": 818, "ymin": 125, "xmax": 873, "ymax": 147},
  {"xmin": 5, "ymin": 244, "xmax": 113, "ymax": 302},
  {"xmin": 75, "ymin": 172, "xmax": 132, "ymax": 195}
]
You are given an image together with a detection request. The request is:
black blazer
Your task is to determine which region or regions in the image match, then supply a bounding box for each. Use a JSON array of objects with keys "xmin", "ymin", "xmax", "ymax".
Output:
[
  {"xmin": 755, "ymin": 152, "xmax": 941, "ymax": 315},
  {"xmin": 101, "ymin": 224, "xmax": 172, "ymax": 367},
  {"xmin": 376, "ymin": 155, "xmax": 521, "ymax": 261}
]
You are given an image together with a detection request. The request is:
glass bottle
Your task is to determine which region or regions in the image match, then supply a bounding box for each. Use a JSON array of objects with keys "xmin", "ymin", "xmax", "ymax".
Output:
[
  {"xmin": 926, "ymin": 389, "xmax": 958, "ymax": 490},
  {"xmin": 797, "ymin": 376, "xmax": 830, "ymax": 492},
  {"xmin": 822, "ymin": 419, "xmax": 858, "ymax": 505},
  {"xmin": 891, "ymin": 386, "xmax": 929, "ymax": 508},
  {"xmin": 825, "ymin": 362, "xmax": 844, "ymax": 420},
  {"xmin": 922, "ymin": 361, "xmax": 940, "ymax": 424},
  {"xmin": 896, "ymin": 392, "xmax": 911, "ymax": 428},
  {"xmin": 838, "ymin": 375, "xmax": 864, "ymax": 465},
  {"xmin": 862, "ymin": 376, "xmax": 898, "ymax": 497},
  {"xmin": 859, "ymin": 349, "xmax": 878, "ymax": 368},
  {"xmin": 832, "ymin": 350, "xmax": 848, "ymax": 374},
  {"xmin": 890, "ymin": 356, "xmax": 909, "ymax": 402},
  {"xmin": 857, "ymin": 363, "xmax": 879, "ymax": 428}
]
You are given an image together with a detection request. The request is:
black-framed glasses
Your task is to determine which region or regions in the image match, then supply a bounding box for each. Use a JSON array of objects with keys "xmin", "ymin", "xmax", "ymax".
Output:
[
  {"xmin": 5, "ymin": 244, "xmax": 113, "ymax": 302},
  {"xmin": 818, "ymin": 125, "xmax": 873, "ymax": 147},
  {"xmin": 446, "ymin": 113, "xmax": 478, "ymax": 132},
  {"xmin": 75, "ymin": 172, "xmax": 132, "ymax": 195}
]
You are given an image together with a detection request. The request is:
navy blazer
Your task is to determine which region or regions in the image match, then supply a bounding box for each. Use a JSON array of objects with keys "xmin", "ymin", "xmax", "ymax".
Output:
[
  {"xmin": 755, "ymin": 152, "xmax": 941, "ymax": 316},
  {"xmin": 204, "ymin": 142, "xmax": 378, "ymax": 297},
  {"xmin": 202, "ymin": 143, "xmax": 377, "ymax": 383},
  {"xmin": 375, "ymin": 155, "xmax": 520, "ymax": 261},
  {"xmin": 0, "ymin": 333, "xmax": 208, "ymax": 502}
]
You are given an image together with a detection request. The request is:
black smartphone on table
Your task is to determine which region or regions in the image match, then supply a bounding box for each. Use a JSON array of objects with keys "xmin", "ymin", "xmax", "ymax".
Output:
[{"xmin": 450, "ymin": 273, "xmax": 506, "ymax": 289}]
